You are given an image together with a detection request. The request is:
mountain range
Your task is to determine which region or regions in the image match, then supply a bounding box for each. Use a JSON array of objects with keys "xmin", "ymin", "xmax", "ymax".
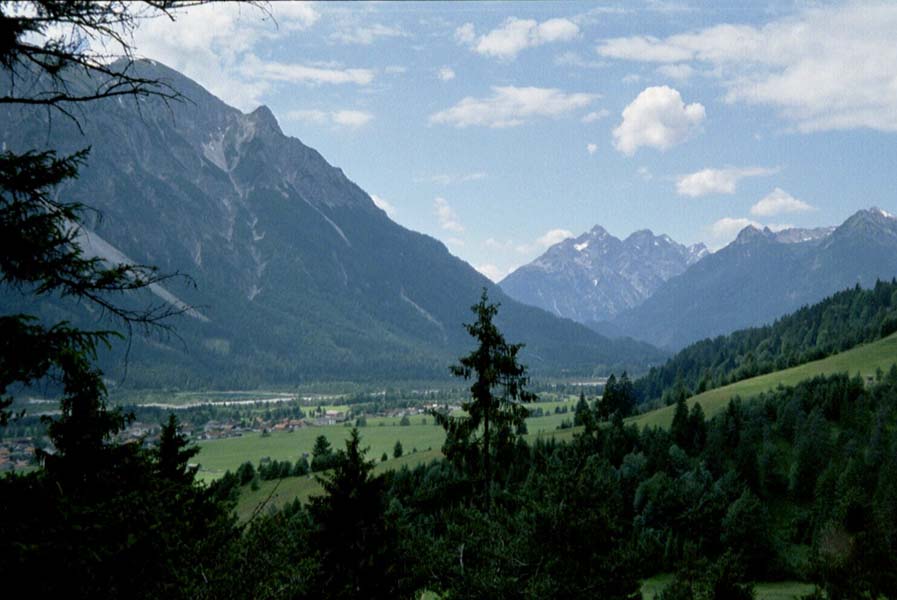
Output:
[
  {"xmin": 502, "ymin": 210, "xmax": 897, "ymax": 352},
  {"xmin": 0, "ymin": 60, "xmax": 663, "ymax": 387},
  {"xmin": 601, "ymin": 210, "xmax": 897, "ymax": 349},
  {"xmin": 500, "ymin": 226, "xmax": 707, "ymax": 323}
]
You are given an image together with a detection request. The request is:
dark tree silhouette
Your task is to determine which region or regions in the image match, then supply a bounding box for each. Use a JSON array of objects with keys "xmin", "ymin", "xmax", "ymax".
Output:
[{"xmin": 433, "ymin": 289, "xmax": 533, "ymax": 501}]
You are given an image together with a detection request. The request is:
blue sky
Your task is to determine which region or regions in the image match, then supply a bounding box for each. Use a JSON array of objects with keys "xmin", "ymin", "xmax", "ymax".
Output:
[{"xmin": 133, "ymin": 1, "xmax": 897, "ymax": 281}]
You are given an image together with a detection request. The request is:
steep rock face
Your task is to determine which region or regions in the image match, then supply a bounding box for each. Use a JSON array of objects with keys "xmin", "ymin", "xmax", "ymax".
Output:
[
  {"xmin": 0, "ymin": 60, "xmax": 664, "ymax": 386},
  {"xmin": 606, "ymin": 209, "xmax": 897, "ymax": 350},
  {"xmin": 500, "ymin": 225, "xmax": 707, "ymax": 323}
]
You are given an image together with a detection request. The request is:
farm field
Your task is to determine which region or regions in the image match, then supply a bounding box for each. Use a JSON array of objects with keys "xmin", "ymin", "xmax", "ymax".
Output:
[
  {"xmin": 196, "ymin": 397, "xmax": 578, "ymax": 480},
  {"xmin": 234, "ymin": 449, "xmax": 443, "ymax": 520},
  {"xmin": 631, "ymin": 332, "xmax": 897, "ymax": 429}
]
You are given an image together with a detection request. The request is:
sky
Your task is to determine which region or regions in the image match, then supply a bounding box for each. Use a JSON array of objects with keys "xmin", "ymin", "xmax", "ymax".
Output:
[{"xmin": 131, "ymin": 1, "xmax": 897, "ymax": 281}]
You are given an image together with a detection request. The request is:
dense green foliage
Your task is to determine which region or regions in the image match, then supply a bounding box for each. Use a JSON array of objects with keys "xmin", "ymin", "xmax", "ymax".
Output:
[
  {"xmin": 636, "ymin": 280, "xmax": 897, "ymax": 405},
  {"xmin": 204, "ymin": 370, "xmax": 897, "ymax": 598},
  {"xmin": 433, "ymin": 290, "xmax": 533, "ymax": 501}
]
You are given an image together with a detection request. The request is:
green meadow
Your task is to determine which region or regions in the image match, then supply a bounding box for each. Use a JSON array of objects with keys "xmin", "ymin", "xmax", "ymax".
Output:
[
  {"xmin": 196, "ymin": 397, "xmax": 578, "ymax": 480},
  {"xmin": 631, "ymin": 331, "xmax": 897, "ymax": 429}
]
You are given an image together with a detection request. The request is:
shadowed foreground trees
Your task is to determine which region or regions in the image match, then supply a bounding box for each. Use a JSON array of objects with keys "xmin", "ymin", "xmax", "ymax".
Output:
[{"xmin": 432, "ymin": 289, "xmax": 532, "ymax": 500}]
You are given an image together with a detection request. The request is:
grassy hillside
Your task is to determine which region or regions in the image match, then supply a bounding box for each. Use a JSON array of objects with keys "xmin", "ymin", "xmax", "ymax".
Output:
[
  {"xmin": 635, "ymin": 279, "xmax": 897, "ymax": 404},
  {"xmin": 631, "ymin": 331, "xmax": 897, "ymax": 429},
  {"xmin": 195, "ymin": 398, "xmax": 578, "ymax": 480},
  {"xmin": 227, "ymin": 333, "xmax": 897, "ymax": 517},
  {"xmin": 235, "ymin": 449, "xmax": 443, "ymax": 520}
]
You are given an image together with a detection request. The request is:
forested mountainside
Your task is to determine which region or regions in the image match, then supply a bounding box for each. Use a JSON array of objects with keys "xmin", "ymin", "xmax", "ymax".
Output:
[
  {"xmin": 634, "ymin": 279, "xmax": 897, "ymax": 404},
  {"xmin": 0, "ymin": 60, "xmax": 663, "ymax": 387}
]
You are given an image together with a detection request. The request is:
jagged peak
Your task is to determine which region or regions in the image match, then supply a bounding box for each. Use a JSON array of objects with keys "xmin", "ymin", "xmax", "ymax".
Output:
[
  {"xmin": 868, "ymin": 206, "xmax": 895, "ymax": 220},
  {"xmin": 589, "ymin": 224, "xmax": 610, "ymax": 237},
  {"xmin": 248, "ymin": 105, "xmax": 282, "ymax": 135},
  {"xmin": 733, "ymin": 225, "xmax": 775, "ymax": 244}
]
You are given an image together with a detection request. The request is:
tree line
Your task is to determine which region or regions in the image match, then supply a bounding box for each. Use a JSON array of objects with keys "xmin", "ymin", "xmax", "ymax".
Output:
[{"xmin": 635, "ymin": 279, "xmax": 897, "ymax": 405}]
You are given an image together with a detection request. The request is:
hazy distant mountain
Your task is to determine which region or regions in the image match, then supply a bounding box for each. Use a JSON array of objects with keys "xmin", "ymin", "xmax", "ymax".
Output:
[
  {"xmin": 500, "ymin": 226, "xmax": 707, "ymax": 324},
  {"xmin": 0, "ymin": 60, "xmax": 664, "ymax": 387},
  {"xmin": 604, "ymin": 208, "xmax": 897, "ymax": 349}
]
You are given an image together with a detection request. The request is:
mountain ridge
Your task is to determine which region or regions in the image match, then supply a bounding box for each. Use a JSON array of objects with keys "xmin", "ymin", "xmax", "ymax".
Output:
[
  {"xmin": 500, "ymin": 225, "xmax": 707, "ymax": 324},
  {"xmin": 0, "ymin": 59, "xmax": 665, "ymax": 387},
  {"xmin": 604, "ymin": 207, "xmax": 897, "ymax": 350}
]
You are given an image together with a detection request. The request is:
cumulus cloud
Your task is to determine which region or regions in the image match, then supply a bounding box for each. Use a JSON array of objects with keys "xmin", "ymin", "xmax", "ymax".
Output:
[
  {"xmin": 438, "ymin": 66, "xmax": 456, "ymax": 81},
  {"xmin": 133, "ymin": 2, "xmax": 323, "ymax": 110},
  {"xmin": 612, "ymin": 86, "xmax": 705, "ymax": 155},
  {"xmin": 434, "ymin": 197, "xmax": 464, "ymax": 232},
  {"xmin": 750, "ymin": 188, "xmax": 814, "ymax": 216},
  {"xmin": 430, "ymin": 86, "xmax": 596, "ymax": 128},
  {"xmin": 537, "ymin": 229, "xmax": 575, "ymax": 248},
  {"xmin": 330, "ymin": 23, "xmax": 406, "ymax": 45},
  {"xmin": 456, "ymin": 17, "xmax": 579, "ymax": 60},
  {"xmin": 587, "ymin": 143, "xmax": 598, "ymax": 155},
  {"xmin": 286, "ymin": 109, "xmax": 373, "ymax": 128},
  {"xmin": 370, "ymin": 194, "xmax": 397, "ymax": 218},
  {"xmin": 596, "ymin": 4, "xmax": 897, "ymax": 132},
  {"xmin": 676, "ymin": 166, "xmax": 777, "ymax": 197}
]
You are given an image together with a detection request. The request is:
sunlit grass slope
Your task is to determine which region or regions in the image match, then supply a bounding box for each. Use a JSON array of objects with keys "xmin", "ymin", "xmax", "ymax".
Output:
[{"xmin": 631, "ymin": 332, "xmax": 897, "ymax": 429}]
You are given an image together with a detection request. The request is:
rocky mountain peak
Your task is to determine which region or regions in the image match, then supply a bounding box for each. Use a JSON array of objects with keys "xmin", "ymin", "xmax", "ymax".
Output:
[
  {"xmin": 733, "ymin": 225, "xmax": 775, "ymax": 245},
  {"xmin": 248, "ymin": 105, "xmax": 282, "ymax": 135},
  {"xmin": 501, "ymin": 224, "xmax": 706, "ymax": 324}
]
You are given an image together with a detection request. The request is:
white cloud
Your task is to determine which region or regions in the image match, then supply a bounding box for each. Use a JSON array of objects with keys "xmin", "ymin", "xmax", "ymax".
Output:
[
  {"xmin": 613, "ymin": 86, "xmax": 705, "ymax": 155},
  {"xmin": 708, "ymin": 217, "xmax": 761, "ymax": 247},
  {"xmin": 430, "ymin": 86, "xmax": 596, "ymax": 128},
  {"xmin": 384, "ymin": 65, "xmax": 407, "ymax": 75},
  {"xmin": 457, "ymin": 17, "xmax": 579, "ymax": 60},
  {"xmin": 286, "ymin": 109, "xmax": 328, "ymax": 124},
  {"xmin": 676, "ymin": 166, "xmax": 778, "ymax": 197},
  {"xmin": 586, "ymin": 143, "xmax": 598, "ymax": 155},
  {"xmin": 240, "ymin": 54, "xmax": 374, "ymax": 86},
  {"xmin": 476, "ymin": 264, "xmax": 508, "ymax": 282},
  {"xmin": 638, "ymin": 166, "xmax": 653, "ymax": 181},
  {"xmin": 554, "ymin": 51, "xmax": 606, "ymax": 69},
  {"xmin": 132, "ymin": 2, "xmax": 321, "ymax": 110},
  {"xmin": 330, "ymin": 23, "xmax": 406, "ymax": 45},
  {"xmin": 419, "ymin": 172, "xmax": 487, "ymax": 186},
  {"xmin": 438, "ymin": 66, "xmax": 456, "ymax": 81},
  {"xmin": 582, "ymin": 109, "xmax": 610, "ymax": 123},
  {"xmin": 596, "ymin": 4, "xmax": 897, "ymax": 132},
  {"xmin": 269, "ymin": 3, "xmax": 320, "ymax": 29},
  {"xmin": 750, "ymin": 188, "xmax": 814, "ymax": 217},
  {"xmin": 370, "ymin": 194, "xmax": 397, "ymax": 218},
  {"xmin": 332, "ymin": 110, "xmax": 374, "ymax": 127},
  {"xmin": 657, "ymin": 63, "xmax": 695, "ymax": 82},
  {"xmin": 434, "ymin": 197, "xmax": 464, "ymax": 233},
  {"xmin": 286, "ymin": 109, "xmax": 373, "ymax": 128},
  {"xmin": 454, "ymin": 22, "xmax": 476, "ymax": 45},
  {"xmin": 537, "ymin": 228, "xmax": 575, "ymax": 248},
  {"xmin": 599, "ymin": 35, "xmax": 694, "ymax": 63}
]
